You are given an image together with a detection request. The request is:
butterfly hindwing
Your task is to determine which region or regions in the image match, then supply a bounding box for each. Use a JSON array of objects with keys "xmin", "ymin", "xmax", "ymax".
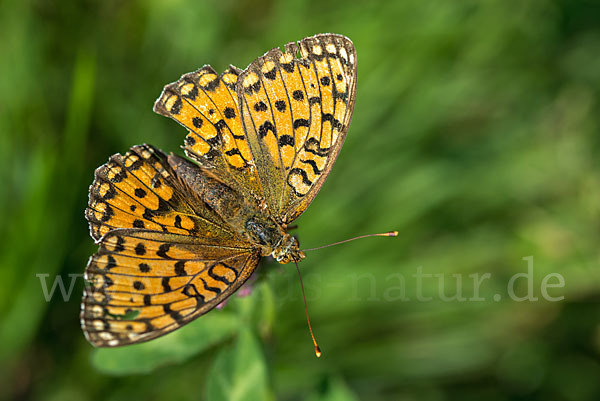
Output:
[{"xmin": 81, "ymin": 229, "xmax": 260, "ymax": 346}]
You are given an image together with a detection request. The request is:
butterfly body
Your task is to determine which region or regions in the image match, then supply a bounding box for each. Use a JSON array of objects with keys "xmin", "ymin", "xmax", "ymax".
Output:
[
  {"xmin": 82, "ymin": 33, "xmax": 356, "ymax": 346},
  {"xmin": 168, "ymin": 153, "xmax": 304, "ymax": 263}
]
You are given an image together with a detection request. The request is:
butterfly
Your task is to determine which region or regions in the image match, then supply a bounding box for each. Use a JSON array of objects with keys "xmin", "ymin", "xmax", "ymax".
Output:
[{"xmin": 81, "ymin": 33, "xmax": 357, "ymax": 347}]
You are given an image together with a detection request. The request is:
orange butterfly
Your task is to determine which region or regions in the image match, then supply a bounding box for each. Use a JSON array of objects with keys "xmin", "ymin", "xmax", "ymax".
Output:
[{"xmin": 81, "ymin": 34, "xmax": 357, "ymax": 348}]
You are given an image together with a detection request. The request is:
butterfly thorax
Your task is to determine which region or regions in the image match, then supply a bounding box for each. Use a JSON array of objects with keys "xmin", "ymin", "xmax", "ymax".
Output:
[
  {"xmin": 244, "ymin": 216, "xmax": 304, "ymax": 263},
  {"xmin": 169, "ymin": 154, "xmax": 303, "ymax": 263}
]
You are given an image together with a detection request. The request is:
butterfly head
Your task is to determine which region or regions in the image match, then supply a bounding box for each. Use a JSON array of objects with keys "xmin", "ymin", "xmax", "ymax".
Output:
[{"xmin": 272, "ymin": 234, "xmax": 305, "ymax": 264}]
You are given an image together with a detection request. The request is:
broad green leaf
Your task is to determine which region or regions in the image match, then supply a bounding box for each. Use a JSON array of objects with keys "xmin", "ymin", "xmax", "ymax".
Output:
[
  {"xmin": 306, "ymin": 376, "xmax": 360, "ymax": 401},
  {"xmin": 206, "ymin": 327, "xmax": 271, "ymax": 401},
  {"xmin": 91, "ymin": 311, "xmax": 240, "ymax": 375}
]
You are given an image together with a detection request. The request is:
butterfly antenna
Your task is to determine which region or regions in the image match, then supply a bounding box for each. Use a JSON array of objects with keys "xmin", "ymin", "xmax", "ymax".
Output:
[
  {"xmin": 294, "ymin": 259, "xmax": 321, "ymax": 358},
  {"xmin": 301, "ymin": 231, "xmax": 398, "ymax": 252}
]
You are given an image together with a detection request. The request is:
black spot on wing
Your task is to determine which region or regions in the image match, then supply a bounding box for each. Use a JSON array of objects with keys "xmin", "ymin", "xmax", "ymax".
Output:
[
  {"xmin": 224, "ymin": 107, "xmax": 236, "ymax": 119},
  {"xmin": 151, "ymin": 174, "xmax": 162, "ymax": 189},
  {"xmin": 225, "ymin": 148, "xmax": 242, "ymax": 157},
  {"xmin": 287, "ymin": 168, "xmax": 313, "ymax": 197},
  {"xmin": 254, "ymin": 101, "xmax": 268, "ymax": 112},
  {"xmin": 281, "ymin": 62, "xmax": 294, "ymax": 73},
  {"xmin": 293, "ymin": 119, "xmax": 310, "ymax": 129},
  {"xmin": 157, "ymin": 244, "xmax": 172, "ymax": 259},
  {"xmin": 182, "ymin": 83, "xmax": 198, "ymax": 100},
  {"xmin": 274, "ymin": 100, "xmax": 286, "ymax": 112},
  {"xmin": 332, "ymin": 87, "xmax": 348, "ymax": 102},
  {"xmin": 142, "ymin": 208, "xmax": 155, "ymax": 221},
  {"xmin": 201, "ymin": 77, "xmax": 219, "ymax": 92},
  {"xmin": 170, "ymin": 97, "xmax": 183, "ymax": 115},
  {"xmin": 174, "ymin": 261, "xmax": 187, "ymax": 276},
  {"xmin": 244, "ymin": 80, "xmax": 261, "ymax": 94},
  {"xmin": 174, "ymin": 215, "xmax": 182, "ymax": 229},
  {"xmin": 135, "ymin": 243, "xmax": 146, "ymax": 255},
  {"xmin": 192, "ymin": 117, "xmax": 203, "ymax": 129},
  {"xmin": 105, "ymin": 255, "xmax": 117, "ymax": 270},
  {"xmin": 263, "ymin": 68, "xmax": 277, "ymax": 80},
  {"xmin": 113, "ymin": 236, "xmax": 125, "ymax": 252},
  {"xmin": 185, "ymin": 136, "xmax": 196, "ymax": 146},
  {"xmin": 322, "ymin": 113, "xmax": 343, "ymax": 130},
  {"xmin": 162, "ymin": 277, "xmax": 171, "ymax": 292},
  {"xmin": 292, "ymin": 90, "xmax": 305, "ymax": 101},
  {"xmin": 134, "ymin": 188, "xmax": 147, "ymax": 198},
  {"xmin": 258, "ymin": 121, "xmax": 276, "ymax": 138},
  {"xmin": 320, "ymin": 76, "xmax": 331, "ymax": 86},
  {"xmin": 99, "ymin": 204, "xmax": 114, "ymax": 223},
  {"xmin": 308, "ymin": 96, "xmax": 321, "ymax": 105},
  {"xmin": 278, "ymin": 135, "xmax": 294, "ymax": 147}
]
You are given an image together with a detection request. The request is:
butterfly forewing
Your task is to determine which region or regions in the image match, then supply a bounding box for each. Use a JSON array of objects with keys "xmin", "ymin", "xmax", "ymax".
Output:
[
  {"xmin": 237, "ymin": 34, "xmax": 357, "ymax": 223},
  {"xmin": 153, "ymin": 66, "xmax": 265, "ymax": 205},
  {"xmin": 82, "ymin": 229, "xmax": 260, "ymax": 346}
]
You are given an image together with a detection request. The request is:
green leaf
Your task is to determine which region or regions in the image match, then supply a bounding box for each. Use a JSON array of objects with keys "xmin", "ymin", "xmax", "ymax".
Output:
[
  {"xmin": 306, "ymin": 376, "xmax": 360, "ymax": 401},
  {"xmin": 231, "ymin": 282, "xmax": 275, "ymax": 334},
  {"xmin": 91, "ymin": 311, "xmax": 240, "ymax": 375},
  {"xmin": 254, "ymin": 283, "xmax": 275, "ymax": 336},
  {"xmin": 206, "ymin": 327, "xmax": 271, "ymax": 401}
]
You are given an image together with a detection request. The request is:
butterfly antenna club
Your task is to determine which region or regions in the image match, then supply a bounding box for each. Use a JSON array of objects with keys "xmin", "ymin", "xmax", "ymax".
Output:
[{"xmin": 294, "ymin": 260, "xmax": 321, "ymax": 358}]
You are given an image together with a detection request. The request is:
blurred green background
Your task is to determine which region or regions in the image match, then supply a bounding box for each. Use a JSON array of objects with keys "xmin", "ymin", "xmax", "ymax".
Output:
[{"xmin": 1, "ymin": 0, "xmax": 600, "ymax": 400}]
